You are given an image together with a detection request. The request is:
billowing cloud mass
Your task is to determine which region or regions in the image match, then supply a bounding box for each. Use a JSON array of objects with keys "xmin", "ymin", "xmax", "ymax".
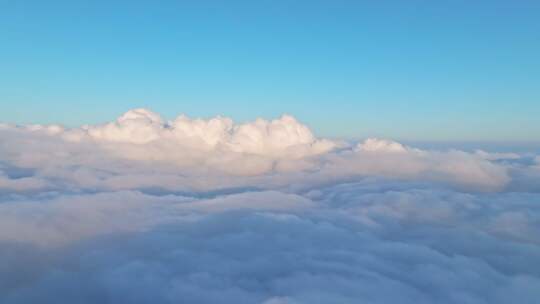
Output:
[{"xmin": 1, "ymin": 109, "xmax": 539, "ymax": 303}]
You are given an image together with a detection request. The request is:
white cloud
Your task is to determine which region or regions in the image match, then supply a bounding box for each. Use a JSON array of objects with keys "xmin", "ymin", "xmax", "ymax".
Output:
[
  {"xmin": 0, "ymin": 109, "xmax": 514, "ymax": 190},
  {"xmin": 356, "ymin": 138, "xmax": 409, "ymax": 153},
  {"xmin": 73, "ymin": 108, "xmax": 336, "ymax": 158},
  {"xmin": 1, "ymin": 108, "xmax": 539, "ymax": 303}
]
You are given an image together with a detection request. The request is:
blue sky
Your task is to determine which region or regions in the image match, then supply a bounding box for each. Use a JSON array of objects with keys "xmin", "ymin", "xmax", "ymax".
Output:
[{"xmin": 1, "ymin": 0, "xmax": 539, "ymax": 141}]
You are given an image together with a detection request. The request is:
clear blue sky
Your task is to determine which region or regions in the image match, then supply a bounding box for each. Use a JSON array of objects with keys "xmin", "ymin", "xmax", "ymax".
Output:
[{"xmin": 1, "ymin": 0, "xmax": 539, "ymax": 141}]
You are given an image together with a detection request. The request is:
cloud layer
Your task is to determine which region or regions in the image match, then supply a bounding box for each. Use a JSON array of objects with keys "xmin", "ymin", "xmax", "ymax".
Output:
[{"xmin": 1, "ymin": 109, "xmax": 539, "ymax": 303}]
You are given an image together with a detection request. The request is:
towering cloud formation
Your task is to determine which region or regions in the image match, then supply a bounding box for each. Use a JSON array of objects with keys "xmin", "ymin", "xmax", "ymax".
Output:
[
  {"xmin": 73, "ymin": 108, "xmax": 336, "ymax": 156},
  {"xmin": 1, "ymin": 109, "xmax": 539, "ymax": 303}
]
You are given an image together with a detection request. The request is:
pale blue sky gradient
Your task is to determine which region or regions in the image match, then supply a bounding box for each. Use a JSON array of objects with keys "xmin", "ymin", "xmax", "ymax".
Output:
[{"xmin": 1, "ymin": 0, "xmax": 539, "ymax": 141}]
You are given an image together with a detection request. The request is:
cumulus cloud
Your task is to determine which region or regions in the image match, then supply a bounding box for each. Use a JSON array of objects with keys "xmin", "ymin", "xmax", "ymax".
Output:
[
  {"xmin": 1, "ymin": 109, "xmax": 539, "ymax": 303},
  {"xmin": 74, "ymin": 108, "xmax": 336, "ymax": 157},
  {"xmin": 0, "ymin": 109, "xmax": 515, "ymax": 190},
  {"xmin": 356, "ymin": 138, "xmax": 409, "ymax": 153}
]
